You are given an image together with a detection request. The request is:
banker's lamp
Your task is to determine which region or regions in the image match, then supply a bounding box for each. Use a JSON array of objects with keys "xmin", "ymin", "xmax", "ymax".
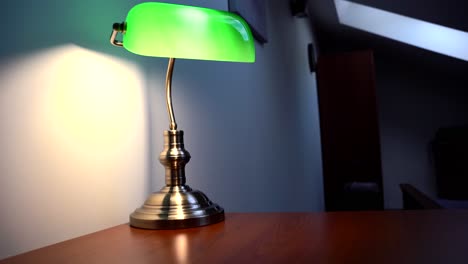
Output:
[{"xmin": 110, "ymin": 2, "xmax": 255, "ymax": 229}]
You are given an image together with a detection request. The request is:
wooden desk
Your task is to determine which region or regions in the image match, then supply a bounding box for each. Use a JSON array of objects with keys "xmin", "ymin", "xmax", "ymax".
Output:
[{"xmin": 2, "ymin": 211, "xmax": 468, "ymax": 263}]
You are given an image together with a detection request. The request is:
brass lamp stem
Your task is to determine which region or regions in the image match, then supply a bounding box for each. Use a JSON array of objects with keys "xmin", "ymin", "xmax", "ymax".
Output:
[
  {"xmin": 129, "ymin": 60, "xmax": 225, "ymax": 229},
  {"xmin": 165, "ymin": 58, "xmax": 177, "ymax": 130}
]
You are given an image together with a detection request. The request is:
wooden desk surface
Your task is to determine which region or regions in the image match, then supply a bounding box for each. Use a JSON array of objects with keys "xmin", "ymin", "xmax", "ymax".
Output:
[{"xmin": 2, "ymin": 211, "xmax": 468, "ymax": 264}]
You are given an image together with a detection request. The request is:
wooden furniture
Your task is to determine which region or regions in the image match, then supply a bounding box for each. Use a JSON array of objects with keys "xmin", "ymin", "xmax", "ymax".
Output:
[
  {"xmin": 2, "ymin": 211, "xmax": 468, "ymax": 264},
  {"xmin": 317, "ymin": 50, "xmax": 384, "ymax": 211},
  {"xmin": 400, "ymin": 183, "xmax": 443, "ymax": 210}
]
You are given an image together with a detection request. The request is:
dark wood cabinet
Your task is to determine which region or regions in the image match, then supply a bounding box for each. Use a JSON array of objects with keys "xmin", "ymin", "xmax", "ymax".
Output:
[{"xmin": 316, "ymin": 50, "xmax": 384, "ymax": 211}]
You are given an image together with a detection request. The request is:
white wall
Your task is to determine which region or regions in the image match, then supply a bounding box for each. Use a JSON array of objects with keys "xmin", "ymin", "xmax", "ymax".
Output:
[{"xmin": 0, "ymin": 0, "xmax": 323, "ymax": 259}]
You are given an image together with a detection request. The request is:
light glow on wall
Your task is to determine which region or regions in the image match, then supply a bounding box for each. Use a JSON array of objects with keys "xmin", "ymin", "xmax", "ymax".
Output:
[
  {"xmin": 0, "ymin": 44, "xmax": 148, "ymax": 258},
  {"xmin": 44, "ymin": 46, "xmax": 142, "ymax": 158},
  {"xmin": 335, "ymin": 0, "xmax": 468, "ymax": 61}
]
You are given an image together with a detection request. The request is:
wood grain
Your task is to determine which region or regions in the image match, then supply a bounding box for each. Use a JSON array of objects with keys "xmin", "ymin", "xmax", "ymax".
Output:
[{"xmin": 2, "ymin": 211, "xmax": 468, "ymax": 263}]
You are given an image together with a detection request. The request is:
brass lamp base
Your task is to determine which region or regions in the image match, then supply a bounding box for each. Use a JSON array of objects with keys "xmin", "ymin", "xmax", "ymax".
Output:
[
  {"xmin": 130, "ymin": 130, "xmax": 224, "ymax": 229},
  {"xmin": 130, "ymin": 185, "xmax": 224, "ymax": 229}
]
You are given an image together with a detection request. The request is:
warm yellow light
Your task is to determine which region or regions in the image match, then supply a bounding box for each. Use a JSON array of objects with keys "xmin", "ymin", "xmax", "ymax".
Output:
[
  {"xmin": 173, "ymin": 234, "xmax": 189, "ymax": 263},
  {"xmin": 44, "ymin": 46, "xmax": 143, "ymax": 158},
  {"xmin": 0, "ymin": 44, "xmax": 148, "ymax": 256}
]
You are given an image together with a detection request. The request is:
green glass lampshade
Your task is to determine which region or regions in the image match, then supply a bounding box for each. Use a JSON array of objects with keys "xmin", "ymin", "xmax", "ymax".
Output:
[{"xmin": 122, "ymin": 2, "xmax": 255, "ymax": 62}]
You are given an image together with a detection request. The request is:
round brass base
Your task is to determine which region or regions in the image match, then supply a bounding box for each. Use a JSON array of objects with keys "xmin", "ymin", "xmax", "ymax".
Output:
[{"xmin": 130, "ymin": 185, "xmax": 224, "ymax": 229}]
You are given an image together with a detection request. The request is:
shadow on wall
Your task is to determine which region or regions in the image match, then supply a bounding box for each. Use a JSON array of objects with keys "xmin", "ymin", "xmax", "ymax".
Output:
[
  {"xmin": 1, "ymin": 0, "xmax": 228, "ymax": 60},
  {"xmin": 376, "ymin": 54, "xmax": 468, "ymax": 209},
  {"xmin": 1, "ymin": 0, "xmax": 143, "ymax": 60}
]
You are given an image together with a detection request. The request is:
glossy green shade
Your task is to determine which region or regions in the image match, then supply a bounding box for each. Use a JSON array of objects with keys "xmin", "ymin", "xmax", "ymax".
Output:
[{"xmin": 122, "ymin": 2, "xmax": 255, "ymax": 62}]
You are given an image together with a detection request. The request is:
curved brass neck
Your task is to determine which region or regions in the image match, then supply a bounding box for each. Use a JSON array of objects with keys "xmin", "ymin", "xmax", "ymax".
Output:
[
  {"xmin": 165, "ymin": 58, "xmax": 177, "ymax": 130},
  {"xmin": 110, "ymin": 23, "xmax": 125, "ymax": 47}
]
